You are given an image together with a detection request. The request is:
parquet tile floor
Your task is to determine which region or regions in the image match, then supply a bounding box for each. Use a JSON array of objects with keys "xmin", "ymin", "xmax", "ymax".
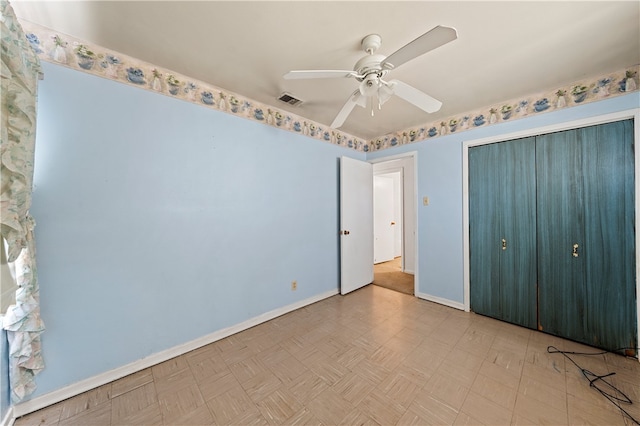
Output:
[{"xmin": 14, "ymin": 285, "xmax": 640, "ymax": 425}]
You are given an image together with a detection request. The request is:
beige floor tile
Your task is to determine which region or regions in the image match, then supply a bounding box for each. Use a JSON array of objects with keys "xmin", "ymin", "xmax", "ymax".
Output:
[
  {"xmin": 256, "ymin": 388, "xmax": 303, "ymax": 424},
  {"xmin": 357, "ymin": 388, "xmax": 406, "ymax": 426},
  {"xmin": 110, "ymin": 369, "xmax": 154, "ymax": 398},
  {"xmin": 517, "ymin": 375, "xmax": 566, "ymax": 412},
  {"xmin": 338, "ymin": 409, "xmax": 380, "ymax": 426},
  {"xmin": 453, "ymin": 410, "xmax": 485, "ymax": 425},
  {"xmin": 14, "ymin": 404, "xmax": 63, "ymax": 426},
  {"xmin": 269, "ymin": 355, "xmax": 309, "ymax": 384},
  {"xmin": 242, "ymin": 370, "xmax": 284, "ymax": 403},
  {"xmin": 308, "ymin": 358, "xmax": 350, "ymax": 386},
  {"xmin": 198, "ymin": 371, "xmax": 242, "ymax": 402},
  {"xmin": 244, "ymin": 332, "xmax": 282, "ymax": 353},
  {"xmin": 404, "ymin": 394, "xmax": 458, "ymax": 425},
  {"xmin": 151, "ymin": 356, "xmax": 189, "ymax": 380},
  {"xmin": 421, "ymin": 372, "xmax": 470, "ymax": 411},
  {"xmin": 369, "ymin": 345, "xmax": 405, "ymax": 371},
  {"xmin": 188, "ymin": 352, "xmax": 231, "ymax": 384},
  {"xmin": 471, "ymin": 372, "xmax": 517, "ymax": 410},
  {"xmin": 58, "ymin": 401, "xmax": 111, "ymax": 426},
  {"xmin": 58, "ymin": 383, "xmax": 111, "ymax": 421},
  {"xmin": 460, "ymin": 390, "xmax": 513, "ymax": 426},
  {"xmin": 568, "ymin": 393, "xmax": 627, "ymax": 425},
  {"xmin": 285, "ymin": 370, "xmax": 330, "ymax": 404},
  {"xmin": 111, "ymin": 402, "xmax": 163, "ymax": 426},
  {"xmin": 512, "ymin": 392, "xmax": 568, "ymax": 425},
  {"xmin": 218, "ymin": 342, "xmax": 255, "ymax": 366},
  {"xmin": 521, "ymin": 358, "xmax": 566, "ymax": 391},
  {"xmin": 230, "ymin": 409, "xmax": 269, "ymax": 426},
  {"xmin": 163, "ymin": 404, "xmax": 213, "ymax": 425},
  {"xmin": 565, "ymin": 371, "xmax": 630, "ymax": 416},
  {"xmin": 333, "ymin": 344, "xmax": 368, "ymax": 370},
  {"xmin": 413, "ymin": 338, "xmax": 453, "ymax": 360},
  {"xmin": 283, "ymin": 408, "xmax": 323, "ymax": 426},
  {"xmin": 377, "ymin": 369, "xmax": 422, "ymax": 409},
  {"xmin": 477, "ymin": 359, "xmax": 521, "ymax": 390},
  {"xmin": 16, "ymin": 286, "xmax": 636, "ymax": 426},
  {"xmin": 484, "ymin": 347, "xmax": 525, "ymax": 378},
  {"xmin": 206, "ymin": 383, "xmax": 256, "ymax": 425},
  {"xmin": 350, "ymin": 357, "xmax": 391, "ymax": 385},
  {"xmin": 111, "ymin": 382, "xmax": 158, "ymax": 424},
  {"xmin": 437, "ymin": 359, "xmax": 479, "ymax": 387},
  {"xmin": 184, "ymin": 343, "xmax": 220, "ymax": 365},
  {"xmin": 256, "ymin": 344, "xmax": 295, "ymax": 368},
  {"xmin": 333, "ymin": 372, "xmax": 376, "ymax": 405},
  {"xmin": 229, "ymin": 356, "xmax": 269, "ymax": 384},
  {"xmin": 306, "ymin": 387, "xmax": 355, "ymax": 425},
  {"xmin": 154, "ymin": 367, "xmax": 197, "ymax": 395},
  {"xmin": 157, "ymin": 383, "xmax": 205, "ymax": 424},
  {"xmin": 352, "ymin": 333, "xmax": 385, "ymax": 353}
]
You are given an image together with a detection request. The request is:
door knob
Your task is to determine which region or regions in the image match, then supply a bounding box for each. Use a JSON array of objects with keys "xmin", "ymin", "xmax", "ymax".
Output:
[{"xmin": 391, "ymin": 221, "xmax": 396, "ymax": 225}]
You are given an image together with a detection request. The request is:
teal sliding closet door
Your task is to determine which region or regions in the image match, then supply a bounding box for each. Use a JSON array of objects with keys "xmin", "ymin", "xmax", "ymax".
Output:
[
  {"xmin": 536, "ymin": 128, "xmax": 588, "ymax": 341},
  {"xmin": 469, "ymin": 143, "xmax": 501, "ymax": 319},
  {"xmin": 537, "ymin": 120, "xmax": 637, "ymax": 354},
  {"xmin": 469, "ymin": 138, "xmax": 537, "ymax": 329},
  {"xmin": 499, "ymin": 139, "xmax": 537, "ymax": 328}
]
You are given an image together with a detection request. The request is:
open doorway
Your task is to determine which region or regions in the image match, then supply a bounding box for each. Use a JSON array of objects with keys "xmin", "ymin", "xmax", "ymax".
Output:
[{"xmin": 371, "ymin": 155, "xmax": 416, "ymax": 295}]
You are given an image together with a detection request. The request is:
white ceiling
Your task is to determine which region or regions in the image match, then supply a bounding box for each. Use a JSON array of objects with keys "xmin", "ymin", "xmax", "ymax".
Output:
[{"xmin": 12, "ymin": 1, "xmax": 640, "ymax": 140}]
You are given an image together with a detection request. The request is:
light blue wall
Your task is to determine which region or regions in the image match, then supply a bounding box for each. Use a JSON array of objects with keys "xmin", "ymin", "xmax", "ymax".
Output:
[
  {"xmin": 29, "ymin": 62, "xmax": 364, "ymax": 397},
  {"xmin": 368, "ymin": 91, "xmax": 640, "ymax": 305},
  {"xmin": 26, "ymin": 59, "xmax": 639, "ymax": 401},
  {"xmin": 1, "ymin": 328, "xmax": 8, "ymax": 420}
]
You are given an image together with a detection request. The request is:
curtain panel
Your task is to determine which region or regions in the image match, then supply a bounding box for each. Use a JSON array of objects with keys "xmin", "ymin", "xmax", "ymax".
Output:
[{"xmin": 0, "ymin": 0, "xmax": 45, "ymax": 403}]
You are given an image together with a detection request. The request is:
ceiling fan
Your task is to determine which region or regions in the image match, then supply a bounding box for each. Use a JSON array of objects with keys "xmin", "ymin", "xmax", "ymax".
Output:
[{"xmin": 283, "ymin": 25, "xmax": 458, "ymax": 129}]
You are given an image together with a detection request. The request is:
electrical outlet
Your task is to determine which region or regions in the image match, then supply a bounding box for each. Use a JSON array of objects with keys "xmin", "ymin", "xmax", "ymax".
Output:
[{"xmin": 291, "ymin": 280, "xmax": 297, "ymax": 291}]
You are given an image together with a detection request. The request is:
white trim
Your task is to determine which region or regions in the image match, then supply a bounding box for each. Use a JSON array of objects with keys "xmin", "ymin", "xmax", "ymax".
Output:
[
  {"xmin": 1, "ymin": 406, "xmax": 14, "ymax": 426},
  {"xmin": 12, "ymin": 289, "xmax": 338, "ymax": 417},
  {"xmin": 462, "ymin": 108, "xmax": 640, "ymax": 359},
  {"xmin": 370, "ymin": 151, "xmax": 419, "ymax": 297},
  {"xmin": 415, "ymin": 291, "xmax": 465, "ymax": 311}
]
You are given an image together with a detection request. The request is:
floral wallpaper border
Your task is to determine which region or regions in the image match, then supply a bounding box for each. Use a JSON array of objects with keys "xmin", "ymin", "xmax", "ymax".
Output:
[
  {"xmin": 20, "ymin": 21, "xmax": 367, "ymax": 151},
  {"xmin": 20, "ymin": 20, "xmax": 639, "ymax": 153},
  {"xmin": 371, "ymin": 65, "xmax": 639, "ymax": 152}
]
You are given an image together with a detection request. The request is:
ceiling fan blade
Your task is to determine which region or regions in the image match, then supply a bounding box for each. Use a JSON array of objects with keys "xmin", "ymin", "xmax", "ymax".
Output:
[
  {"xmin": 378, "ymin": 84, "xmax": 394, "ymax": 105},
  {"xmin": 381, "ymin": 26, "xmax": 457, "ymax": 70},
  {"xmin": 389, "ymin": 80, "xmax": 442, "ymax": 113},
  {"xmin": 331, "ymin": 90, "xmax": 364, "ymax": 128},
  {"xmin": 283, "ymin": 70, "xmax": 358, "ymax": 80}
]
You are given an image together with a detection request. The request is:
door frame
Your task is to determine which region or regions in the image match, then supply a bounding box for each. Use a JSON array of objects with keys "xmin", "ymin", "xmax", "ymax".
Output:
[
  {"xmin": 370, "ymin": 151, "xmax": 418, "ymax": 295},
  {"xmin": 462, "ymin": 108, "xmax": 640, "ymax": 358}
]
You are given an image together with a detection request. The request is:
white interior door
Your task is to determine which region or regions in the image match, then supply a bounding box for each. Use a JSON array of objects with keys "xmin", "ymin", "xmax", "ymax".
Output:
[
  {"xmin": 374, "ymin": 175, "xmax": 395, "ymax": 264},
  {"xmin": 340, "ymin": 156, "xmax": 373, "ymax": 295}
]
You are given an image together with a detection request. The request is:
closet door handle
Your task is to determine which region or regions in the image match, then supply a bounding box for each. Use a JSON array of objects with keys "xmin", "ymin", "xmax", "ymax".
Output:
[
  {"xmin": 572, "ymin": 243, "xmax": 579, "ymax": 257},
  {"xmin": 502, "ymin": 238, "xmax": 507, "ymax": 251}
]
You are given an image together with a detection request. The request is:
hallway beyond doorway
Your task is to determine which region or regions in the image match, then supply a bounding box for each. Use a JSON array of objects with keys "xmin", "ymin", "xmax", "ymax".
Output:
[{"xmin": 373, "ymin": 257, "xmax": 414, "ymax": 295}]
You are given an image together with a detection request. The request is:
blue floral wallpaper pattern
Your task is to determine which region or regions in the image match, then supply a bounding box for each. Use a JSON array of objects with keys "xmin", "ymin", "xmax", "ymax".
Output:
[{"xmin": 21, "ymin": 21, "xmax": 639, "ymax": 153}]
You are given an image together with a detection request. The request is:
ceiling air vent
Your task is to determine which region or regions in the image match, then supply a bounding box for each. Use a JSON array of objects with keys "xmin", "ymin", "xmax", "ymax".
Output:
[{"xmin": 277, "ymin": 92, "xmax": 303, "ymax": 107}]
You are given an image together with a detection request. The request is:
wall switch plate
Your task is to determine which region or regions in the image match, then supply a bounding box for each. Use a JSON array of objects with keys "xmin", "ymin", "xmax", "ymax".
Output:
[
  {"xmin": 291, "ymin": 280, "xmax": 297, "ymax": 291},
  {"xmin": 423, "ymin": 196, "xmax": 429, "ymax": 206}
]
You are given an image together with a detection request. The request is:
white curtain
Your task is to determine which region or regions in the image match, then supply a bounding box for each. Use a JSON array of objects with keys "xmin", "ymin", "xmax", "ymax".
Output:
[{"xmin": 0, "ymin": 0, "xmax": 45, "ymax": 403}]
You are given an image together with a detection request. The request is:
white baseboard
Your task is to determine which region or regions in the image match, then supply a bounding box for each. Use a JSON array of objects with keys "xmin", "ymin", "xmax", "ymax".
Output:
[
  {"xmin": 1, "ymin": 407, "xmax": 14, "ymax": 426},
  {"xmin": 415, "ymin": 291, "xmax": 465, "ymax": 311},
  {"xmin": 13, "ymin": 289, "xmax": 338, "ymax": 418}
]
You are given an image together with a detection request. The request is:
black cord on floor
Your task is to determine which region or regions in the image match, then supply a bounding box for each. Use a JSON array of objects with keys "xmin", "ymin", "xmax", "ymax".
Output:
[{"xmin": 547, "ymin": 345, "xmax": 640, "ymax": 425}]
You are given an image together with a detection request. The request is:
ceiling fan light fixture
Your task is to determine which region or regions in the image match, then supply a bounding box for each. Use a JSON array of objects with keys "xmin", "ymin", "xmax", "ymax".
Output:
[{"xmin": 359, "ymin": 74, "xmax": 380, "ymax": 97}]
